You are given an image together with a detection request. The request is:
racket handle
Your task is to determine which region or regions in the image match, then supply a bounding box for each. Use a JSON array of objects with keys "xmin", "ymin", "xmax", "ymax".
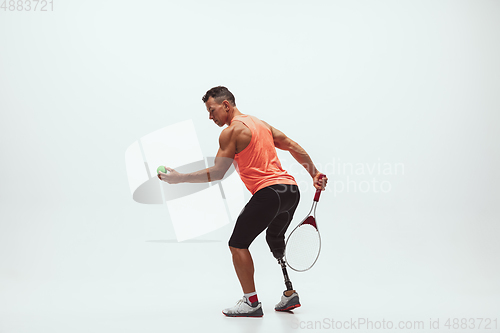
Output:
[{"xmin": 314, "ymin": 174, "xmax": 326, "ymax": 202}]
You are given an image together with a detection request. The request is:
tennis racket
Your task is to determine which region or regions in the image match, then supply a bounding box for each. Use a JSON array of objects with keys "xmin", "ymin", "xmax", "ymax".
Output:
[{"xmin": 284, "ymin": 174, "xmax": 325, "ymax": 272}]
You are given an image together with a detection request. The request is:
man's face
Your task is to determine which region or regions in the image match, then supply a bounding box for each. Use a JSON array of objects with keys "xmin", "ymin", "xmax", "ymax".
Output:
[{"xmin": 205, "ymin": 97, "xmax": 227, "ymax": 127}]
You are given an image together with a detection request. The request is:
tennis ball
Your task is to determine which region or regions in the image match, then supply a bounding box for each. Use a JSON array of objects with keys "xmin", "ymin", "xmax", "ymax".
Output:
[{"xmin": 157, "ymin": 166, "xmax": 167, "ymax": 174}]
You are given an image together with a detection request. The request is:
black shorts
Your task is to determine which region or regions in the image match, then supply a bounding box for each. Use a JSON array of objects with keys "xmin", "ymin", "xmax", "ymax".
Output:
[{"xmin": 229, "ymin": 184, "xmax": 300, "ymax": 258}]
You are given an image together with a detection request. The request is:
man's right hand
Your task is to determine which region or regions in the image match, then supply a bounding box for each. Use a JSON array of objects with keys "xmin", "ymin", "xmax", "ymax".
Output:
[{"xmin": 313, "ymin": 173, "xmax": 328, "ymax": 191}]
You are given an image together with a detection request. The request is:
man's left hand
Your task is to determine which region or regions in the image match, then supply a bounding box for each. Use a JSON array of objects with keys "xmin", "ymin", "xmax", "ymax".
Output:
[{"xmin": 157, "ymin": 167, "xmax": 184, "ymax": 184}]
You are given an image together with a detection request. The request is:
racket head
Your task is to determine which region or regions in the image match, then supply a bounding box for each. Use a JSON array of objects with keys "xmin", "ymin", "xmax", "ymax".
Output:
[{"xmin": 284, "ymin": 215, "xmax": 321, "ymax": 272}]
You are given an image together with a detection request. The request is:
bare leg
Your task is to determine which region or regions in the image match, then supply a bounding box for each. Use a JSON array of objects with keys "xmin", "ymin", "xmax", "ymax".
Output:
[{"xmin": 229, "ymin": 246, "xmax": 256, "ymax": 294}]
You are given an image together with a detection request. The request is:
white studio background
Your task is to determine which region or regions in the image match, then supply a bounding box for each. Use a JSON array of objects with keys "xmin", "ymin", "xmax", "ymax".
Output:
[{"xmin": 1, "ymin": 1, "xmax": 499, "ymax": 332}]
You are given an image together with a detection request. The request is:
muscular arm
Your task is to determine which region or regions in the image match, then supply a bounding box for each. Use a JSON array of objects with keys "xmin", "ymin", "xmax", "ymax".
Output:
[
  {"xmin": 158, "ymin": 127, "xmax": 236, "ymax": 183},
  {"xmin": 209, "ymin": 128, "xmax": 236, "ymax": 181},
  {"xmin": 272, "ymin": 127, "xmax": 319, "ymax": 178},
  {"xmin": 263, "ymin": 121, "xmax": 327, "ymax": 190}
]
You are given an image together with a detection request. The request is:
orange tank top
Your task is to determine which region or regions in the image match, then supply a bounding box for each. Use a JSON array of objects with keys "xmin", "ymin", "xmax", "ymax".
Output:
[{"xmin": 231, "ymin": 115, "xmax": 297, "ymax": 194}]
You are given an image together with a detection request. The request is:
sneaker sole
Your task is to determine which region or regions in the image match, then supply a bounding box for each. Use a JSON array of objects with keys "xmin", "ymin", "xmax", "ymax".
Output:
[
  {"xmin": 275, "ymin": 303, "xmax": 301, "ymax": 311},
  {"xmin": 222, "ymin": 308, "xmax": 264, "ymax": 317}
]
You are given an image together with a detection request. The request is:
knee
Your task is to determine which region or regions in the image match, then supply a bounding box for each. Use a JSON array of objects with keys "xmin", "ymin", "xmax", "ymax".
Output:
[{"xmin": 229, "ymin": 245, "xmax": 246, "ymax": 255}]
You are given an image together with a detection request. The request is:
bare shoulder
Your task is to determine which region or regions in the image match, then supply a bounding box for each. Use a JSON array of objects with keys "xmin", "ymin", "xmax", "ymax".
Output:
[
  {"xmin": 220, "ymin": 122, "xmax": 245, "ymax": 142},
  {"xmin": 226, "ymin": 119, "xmax": 252, "ymax": 153},
  {"xmin": 228, "ymin": 120, "xmax": 252, "ymax": 138},
  {"xmin": 219, "ymin": 125, "xmax": 235, "ymax": 142}
]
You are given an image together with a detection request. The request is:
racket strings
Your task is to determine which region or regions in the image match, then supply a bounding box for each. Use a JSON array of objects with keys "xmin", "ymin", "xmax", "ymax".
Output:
[{"xmin": 285, "ymin": 224, "xmax": 321, "ymax": 271}]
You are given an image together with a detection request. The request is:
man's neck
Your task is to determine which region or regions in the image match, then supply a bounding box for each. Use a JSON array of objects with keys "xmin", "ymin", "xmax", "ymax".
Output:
[{"xmin": 227, "ymin": 108, "xmax": 243, "ymax": 125}]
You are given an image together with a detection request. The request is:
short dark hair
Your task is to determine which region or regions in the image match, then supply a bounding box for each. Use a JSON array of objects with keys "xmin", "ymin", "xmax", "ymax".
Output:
[{"xmin": 202, "ymin": 86, "xmax": 236, "ymax": 106}]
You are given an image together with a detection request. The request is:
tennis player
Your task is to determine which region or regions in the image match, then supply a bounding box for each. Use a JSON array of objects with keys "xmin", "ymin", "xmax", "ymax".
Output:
[{"xmin": 158, "ymin": 86, "xmax": 327, "ymax": 317}]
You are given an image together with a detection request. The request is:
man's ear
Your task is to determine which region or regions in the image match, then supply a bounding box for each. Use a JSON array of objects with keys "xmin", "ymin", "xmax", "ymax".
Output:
[{"xmin": 223, "ymin": 100, "xmax": 231, "ymax": 111}]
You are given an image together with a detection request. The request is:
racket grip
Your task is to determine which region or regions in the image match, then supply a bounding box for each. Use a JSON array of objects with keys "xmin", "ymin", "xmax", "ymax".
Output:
[{"xmin": 314, "ymin": 174, "xmax": 326, "ymax": 202}]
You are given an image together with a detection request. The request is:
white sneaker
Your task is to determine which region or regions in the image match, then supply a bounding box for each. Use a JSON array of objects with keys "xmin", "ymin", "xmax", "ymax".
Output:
[
  {"xmin": 275, "ymin": 291, "xmax": 301, "ymax": 311},
  {"xmin": 222, "ymin": 297, "xmax": 264, "ymax": 317}
]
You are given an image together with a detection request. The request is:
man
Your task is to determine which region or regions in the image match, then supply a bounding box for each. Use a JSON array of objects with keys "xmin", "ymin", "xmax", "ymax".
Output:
[{"xmin": 158, "ymin": 86, "xmax": 327, "ymax": 317}]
